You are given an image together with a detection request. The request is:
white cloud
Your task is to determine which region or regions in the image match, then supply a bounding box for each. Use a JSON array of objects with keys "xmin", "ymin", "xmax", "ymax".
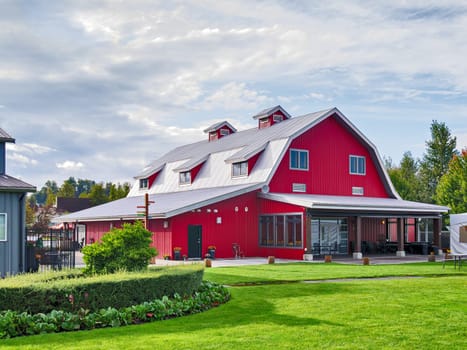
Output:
[
  {"xmin": 203, "ymin": 82, "xmax": 272, "ymax": 110},
  {"xmin": 2, "ymin": 0, "xmax": 467, "ymax": 187},
  {"xmin": 56, "ymin": 161, "xmax": 85, "ymax": 170}
]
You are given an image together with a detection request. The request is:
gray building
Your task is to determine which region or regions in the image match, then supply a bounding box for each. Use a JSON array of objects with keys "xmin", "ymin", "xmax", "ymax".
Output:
[{"xmin": 0, "ymin": 128, "xmax": 36, "ymax": 277}]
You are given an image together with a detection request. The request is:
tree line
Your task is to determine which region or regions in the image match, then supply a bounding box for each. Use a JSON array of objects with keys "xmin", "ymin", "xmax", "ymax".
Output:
[
  {"xmin": 386, "ymin": 120, "xmax": 466, "ymax": 214},
  {"xmin": 31, "ymin": 177, "xmax": 131, "ymax": 207}
]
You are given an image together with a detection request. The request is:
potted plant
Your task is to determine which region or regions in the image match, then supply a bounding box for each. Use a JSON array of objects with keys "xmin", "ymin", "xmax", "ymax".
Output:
[
  {"xmin": 173, "ymin": 247, "xmax": 182, "ymax": 260},
  {"xmin": 207, "ymin": 245, "xmax": 216, "ymax": 259}
]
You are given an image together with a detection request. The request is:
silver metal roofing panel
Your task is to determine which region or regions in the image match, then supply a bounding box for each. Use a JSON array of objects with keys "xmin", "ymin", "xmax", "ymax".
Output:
[
  {"xmin": 252, "ymin": 105, "xmax": 292, "ymax": 120},
  {"xmin": 57, "ymin": 183, "xmax": 263, "ymax": 222},
  {"xmin": 173, "ymin": 154, "xmax": 209, "ymax": 172},
  {"xmin": 203, "ymin": 121, "xmax": 237, "ymax": 133},
  {"xmin": 259, "ymin": 193, "xmax": 449, "ymax": 214},
  {"xmin": 135, "ymin": 108, "xmax": 333, "ymax": 178}
]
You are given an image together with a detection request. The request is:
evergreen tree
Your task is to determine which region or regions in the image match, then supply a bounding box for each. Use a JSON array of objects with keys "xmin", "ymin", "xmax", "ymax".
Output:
[
  {"xmin": 436, "ymin": 149, "xmax": 467, "ymax": 213},
  {"xmin": 418, "ymin": 120, "xmax": 458, "ymax": 203}
]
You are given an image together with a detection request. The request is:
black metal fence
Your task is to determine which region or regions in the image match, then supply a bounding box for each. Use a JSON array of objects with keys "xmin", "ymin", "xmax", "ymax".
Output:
[{"xmin": 26, "ymin": 228, "xmax": 78, "ymax": 272}]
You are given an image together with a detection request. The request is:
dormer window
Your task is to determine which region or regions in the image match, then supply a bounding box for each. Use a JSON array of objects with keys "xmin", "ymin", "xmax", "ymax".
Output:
[
  {"xmin": 232, "ymin": 161, "xmax": 248, "ymax": 177},
  {"xmin": 179, "ymin": 171, "xmax": 192, "ymax": 185},
  {"xmin": 273, "ymin": 114, "xmax": 283, "ymax": 123},
  {"xmin": 139, "ymin": 178, "xmax": 149, "ymax": 189}
]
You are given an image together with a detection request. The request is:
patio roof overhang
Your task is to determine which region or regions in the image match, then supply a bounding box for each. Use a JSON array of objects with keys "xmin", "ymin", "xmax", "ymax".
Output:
[{"xmin": 259, "ymin": 192, "xmax": 449, "ymax": 218}]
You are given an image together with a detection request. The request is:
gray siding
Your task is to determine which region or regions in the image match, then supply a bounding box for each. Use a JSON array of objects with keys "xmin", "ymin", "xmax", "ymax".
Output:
[{"xmin": 0, "ymin": 192, "xmax": 26, "ymax": 277}]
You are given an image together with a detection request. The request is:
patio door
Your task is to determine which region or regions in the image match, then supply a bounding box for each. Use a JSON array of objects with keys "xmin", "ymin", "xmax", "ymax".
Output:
[
  {"xmin": 188, "ymin": 225, "xmax": 202, "ymax": 259},
  {"xmin": 320, "ymin": 222, "xmax": 339, "ymax": 253}
]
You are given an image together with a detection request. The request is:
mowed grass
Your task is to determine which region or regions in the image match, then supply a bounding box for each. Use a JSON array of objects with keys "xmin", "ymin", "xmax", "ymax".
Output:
[{"xmin": 2, "ymin": 262, "xmax": 467, "ymax": 349}]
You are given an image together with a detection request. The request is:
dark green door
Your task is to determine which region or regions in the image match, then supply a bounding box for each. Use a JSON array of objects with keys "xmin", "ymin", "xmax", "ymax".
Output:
[{"xmin": 188, "ymin": 225, "xmax": 202, "ymax": 259}]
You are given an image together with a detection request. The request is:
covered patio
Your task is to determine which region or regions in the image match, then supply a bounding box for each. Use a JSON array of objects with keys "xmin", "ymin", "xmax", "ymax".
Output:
[{"xmin": 260, "ymin": 193, "xmax": 449, "ymax": 259}]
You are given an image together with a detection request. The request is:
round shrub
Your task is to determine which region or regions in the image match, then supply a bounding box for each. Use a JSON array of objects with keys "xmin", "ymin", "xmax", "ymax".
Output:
[{"xmin": 82, "ymin": 221, "xmax": 157, "ymax": 274}]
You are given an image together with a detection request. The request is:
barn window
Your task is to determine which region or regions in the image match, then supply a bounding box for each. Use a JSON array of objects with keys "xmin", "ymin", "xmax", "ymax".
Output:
[
  {"xmin": 349, "ymin": 155, "xmax": 366, "ymax": 175},
  {"xmin": 232, "ymin": 161, "xmax": 248, "ymax": 177},
  {"xmin": 220, "ymin": 129, "xmax": 230, "ymax": 136},
  {"xmin": 259, "ymin": 214, "xmax": 302, "ymax": 248},
  {"xmin": 290, "ymin": 149, "xmax": 309, "ymax": 170},
  {"xmin": 0, "ymin": 213, "xmax": 6, "ymax": 241},
  {"xmin": 139, "ymin": 178, "xmax": 148, "ymax": 189},
  {"xmin": 179, "ymin": 171, "xmax": 192, "ymax": 185}
]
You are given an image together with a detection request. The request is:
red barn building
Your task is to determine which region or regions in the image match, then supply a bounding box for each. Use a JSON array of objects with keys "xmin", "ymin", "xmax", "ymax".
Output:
[{"xmin": 58, "ymin": 107, "xmax": 448, "ymax": 260}]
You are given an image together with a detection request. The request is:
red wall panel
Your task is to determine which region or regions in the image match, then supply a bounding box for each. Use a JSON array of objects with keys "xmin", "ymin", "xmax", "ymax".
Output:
[{"xmin": 269, "ymin": 114, "xmax": 389, "ymax": 197}]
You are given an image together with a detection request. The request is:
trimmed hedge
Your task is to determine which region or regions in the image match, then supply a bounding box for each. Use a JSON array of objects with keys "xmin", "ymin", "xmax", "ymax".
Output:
[
  {"xmin": 0, "ymin": 281, "xmax": 230, "ymax": 339},
  {"xmin": 0, "ymin": 265, "xmax": 204, "ymax": 314}
]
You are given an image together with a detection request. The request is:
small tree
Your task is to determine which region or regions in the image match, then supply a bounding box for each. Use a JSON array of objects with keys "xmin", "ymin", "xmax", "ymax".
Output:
[{"xmin": 82, "ymin": 221, "xmax": 157, "ymax": 274}]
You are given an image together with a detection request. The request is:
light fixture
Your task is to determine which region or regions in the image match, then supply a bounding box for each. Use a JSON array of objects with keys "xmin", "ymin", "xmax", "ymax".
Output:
[
  {"xmin": 244, "ymin": 206, "xmax": 249, "ymax": 212},
  {"xmin": 163, "ymin": 221, "xmax": 169, "ymax": 228},
  {"xmin": 216, "ymin": 217, "xmax": 222, "ymax": 224},
  {"xmin": 207, "ymin": 209, "xmax": 211, "ymax": 213},
  {"xmin": 234, "ymin": 206, "xmax": 239, "ymax": 212}
]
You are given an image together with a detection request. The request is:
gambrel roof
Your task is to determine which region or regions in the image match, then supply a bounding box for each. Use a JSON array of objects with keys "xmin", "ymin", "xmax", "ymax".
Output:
[
  {"xmin": 130, "ymin": 107, "xmax": 398, "ymax": 199},
  {"xmin": 57, "ymin": 106, "xmax": 448, "ymax": 223}
]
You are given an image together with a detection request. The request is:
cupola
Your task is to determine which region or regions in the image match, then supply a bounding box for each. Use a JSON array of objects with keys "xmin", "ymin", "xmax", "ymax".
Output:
[
  {"xmin": 204, "ymin": 121, "xmax": 237, "ymax": 142},
  {"xmin": 252, "ymin": 105, "xmax": 292, "ymax": 129}
]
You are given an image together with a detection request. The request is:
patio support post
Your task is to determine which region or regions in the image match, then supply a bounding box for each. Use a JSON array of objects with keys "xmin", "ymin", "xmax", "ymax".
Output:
[
  {"xmin": 433, "ymin": 217, "xmax": 442, "ymax": 255},
  {"xmin": 304, "ymin": 213, "xmax": 313, "ymax": 261},
  {"xmin": 396, "ymin": 218, "xmax": 406, "ymax": 257},
  {"xmin": 353, "ymin": 216, "xmax": 362, "ymax": 259}
]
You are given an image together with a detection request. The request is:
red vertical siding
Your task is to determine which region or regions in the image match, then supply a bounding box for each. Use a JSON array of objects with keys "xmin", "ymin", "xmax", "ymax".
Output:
[
  {"xmin": 269, "ymin": 114, "xmax": 389, "ymax": 198},
  {"xmin": 168, "ymin": 191, "xmax": 260, "ymax": 259}
]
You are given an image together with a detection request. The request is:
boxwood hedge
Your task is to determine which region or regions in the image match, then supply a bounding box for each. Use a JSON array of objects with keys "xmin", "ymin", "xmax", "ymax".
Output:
[{"xmin": 0, "ymin": 264, "xmax": 204, "ymax": 314}]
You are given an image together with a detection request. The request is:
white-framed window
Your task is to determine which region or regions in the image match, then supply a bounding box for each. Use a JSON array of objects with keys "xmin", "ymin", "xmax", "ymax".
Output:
[
  {"xmin": 179, "ymin": 171, "xmax": 192, "ymax": 185},
  {"xmin": 0, "ymin": 213, "xmax": 6, "ymax": 241},
  {"xmin": 290, "ymin": 149, "xmax": 309, "ymax": 170},
  {"xmin": 139, "ymin": 178, "xmax": 148, "ymax": 189},
  {"xmin": 220, "ymin": 129, "xmax": 230, "ymax": 136},
  {"xmin": 273, "ymin": 114, "xmax": 283, "ymax": 123},
  {"xmin": 349, "ymin": 155, "xmax": 366, "ymax": 175},
  {"xmin": 232, "ymin": 161, "xmax": 248, "ymax": 177}
]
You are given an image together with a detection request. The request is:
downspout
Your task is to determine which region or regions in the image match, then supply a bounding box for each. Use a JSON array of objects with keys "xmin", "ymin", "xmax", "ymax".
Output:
[{"xmin": 18, "ymin": 193, "xmax": 26, "ymax": 273}]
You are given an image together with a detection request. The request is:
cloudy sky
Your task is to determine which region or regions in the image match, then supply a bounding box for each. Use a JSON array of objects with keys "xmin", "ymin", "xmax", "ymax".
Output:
[{"xmin": 1, "ymin": 0, "xmax": 466, "ymax": 189}]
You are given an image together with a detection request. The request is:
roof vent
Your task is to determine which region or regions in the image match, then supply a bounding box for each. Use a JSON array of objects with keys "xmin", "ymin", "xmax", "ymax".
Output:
[{"xmin": 204, "ymin": 121, "xmax": 237, "ymax": 142}]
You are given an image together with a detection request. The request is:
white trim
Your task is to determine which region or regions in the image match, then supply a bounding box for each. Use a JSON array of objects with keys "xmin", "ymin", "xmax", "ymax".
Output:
[
  {"xmin": 349, "ymin": 155, "xmax": 366, "ymax": 175},
  {"xmin": 0, "ymin": 213, "xmax": 6, "ymax": 241}
]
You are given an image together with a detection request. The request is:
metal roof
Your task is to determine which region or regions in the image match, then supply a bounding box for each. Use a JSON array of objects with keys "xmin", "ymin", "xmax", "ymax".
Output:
[
  {"xmin": 56, "ymin": 183, "xmax": 263, "ymax": 222},
  {"xmin": 136, "ymin": 108, "xmax": 333, "ymax": 179},
  {"xmin": 259, "ymin": 192, "xmax": 449, "ymax": 216},
  {"xmin": 0, "ymin": 128, "xmax": 15, "ymax": 143},
  {"xmin": 0, "ymin": 174, "xmax": 36, "ymax": 192}
]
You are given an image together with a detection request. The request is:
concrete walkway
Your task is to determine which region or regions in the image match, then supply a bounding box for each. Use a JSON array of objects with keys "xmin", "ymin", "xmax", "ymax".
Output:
[{"xmin": 74, "ymin": 252, "xmax": 438, "ymax": 268}]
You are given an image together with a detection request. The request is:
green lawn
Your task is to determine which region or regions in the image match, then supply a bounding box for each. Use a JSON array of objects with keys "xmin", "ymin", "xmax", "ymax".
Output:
[{"xmin": 2, "ymin": 262, "xmax": 467, "ymax": 349}]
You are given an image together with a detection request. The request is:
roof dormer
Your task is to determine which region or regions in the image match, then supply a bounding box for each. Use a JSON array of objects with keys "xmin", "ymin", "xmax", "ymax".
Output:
[
  {"xmin": 204, "ymin": 121, "xmax": 237, "ymax": 142},
  {"xmin": 252, "ymin": 105, "xmax": 292, "ymax": 129}
]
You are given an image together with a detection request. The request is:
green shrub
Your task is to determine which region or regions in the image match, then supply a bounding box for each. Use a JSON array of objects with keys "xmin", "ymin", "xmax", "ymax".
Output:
[
  {"xmin": 0, "ymin": 265, "xmax": 204, "ymax": 314},
  {"xmin": 82, "ymin": 221, "xmax": 157, "ymax": 274}
]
